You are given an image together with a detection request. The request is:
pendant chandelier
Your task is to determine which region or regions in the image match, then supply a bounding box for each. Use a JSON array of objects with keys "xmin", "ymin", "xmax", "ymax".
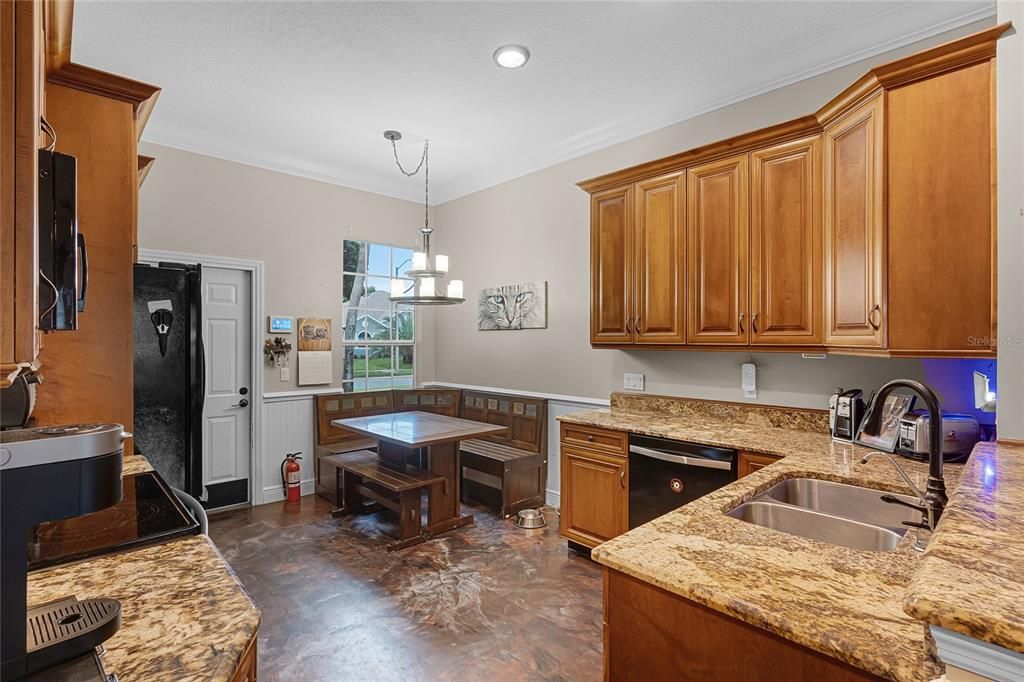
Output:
[{"xmin": 384, "ymin": 130, "xmax": 464, "ymax": 306}]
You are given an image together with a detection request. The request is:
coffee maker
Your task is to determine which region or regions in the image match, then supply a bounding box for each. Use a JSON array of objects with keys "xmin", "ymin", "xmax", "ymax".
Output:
[
  {"xmin": 831, "ymin": 389, "xmax": 866, "ymax": 441},
  {"xmin": 1, "ymin": 424, "xmax": 129, "ymax": 681}
]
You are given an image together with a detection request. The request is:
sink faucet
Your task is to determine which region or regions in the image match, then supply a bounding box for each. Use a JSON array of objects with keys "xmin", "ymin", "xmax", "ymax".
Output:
[{"xmin": 858, "ymin": 379, "xmax": 948, "ymax": 532}]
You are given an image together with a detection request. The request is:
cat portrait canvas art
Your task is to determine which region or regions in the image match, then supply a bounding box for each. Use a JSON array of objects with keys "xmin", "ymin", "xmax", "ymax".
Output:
[{"xmin": 477, "ymin": 281, "xmax": 547, "ymax": 330}]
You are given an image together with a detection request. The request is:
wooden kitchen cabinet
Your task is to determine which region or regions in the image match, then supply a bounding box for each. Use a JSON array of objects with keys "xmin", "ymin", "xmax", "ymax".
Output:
[
  {"xmin": 230, "ymin": 630, "xmax": 258, "ymax": 682},
  {"xmin": 686, "ymin": 153, "xmax": 749, "ymax": 345},
  {"xmin": 750, "ymin": 136, "xmax": 823, "ymax": 346},
  {"xmin": 822, "ymin": 94, "xmax": 886, "ymax": 349},
  {"xmin": 579, "ymin": 24, "xmax": 1004, "ymax": 358},
  {"xmin": 885, "ymin": 61, "xmax": 996, "ymax": 356},
  {"xmin": 1, "ymin": 0, "xmax": 44, "ymax": 386},
  {"xmin": 561, "ymin": 446, "xmax": 628, "ymax": 548},
  {"xmin": 737, "ymin": 451, "xmax": 782, "ymax": 478},
  {"xmin": 560, "ymin": 422, "xmax": 629, "ymax": 549},
  {"xmin": 633, "ymin": 172, "xmax": 686, "ymax": 344},
  {"xmin": 590, "ymin": 185, "xmax": 634, "ymax": 344}
]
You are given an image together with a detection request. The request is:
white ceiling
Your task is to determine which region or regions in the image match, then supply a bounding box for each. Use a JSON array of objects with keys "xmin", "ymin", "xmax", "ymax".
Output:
[{"xmin": 72, "ymin": 1, "xmax": 994, "ymax": 204}]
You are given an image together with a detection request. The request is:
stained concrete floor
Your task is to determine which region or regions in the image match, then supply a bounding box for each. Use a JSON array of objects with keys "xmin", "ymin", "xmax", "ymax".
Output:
[{"xmin": 209, "ymin": 496, "xmax": 604, "ymax": 682}]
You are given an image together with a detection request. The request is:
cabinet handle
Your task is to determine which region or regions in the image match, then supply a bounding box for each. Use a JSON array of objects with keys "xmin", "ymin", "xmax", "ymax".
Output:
[
  {"xmin": 738, "ymin": 313, "xmax": 746, "ymax": 333},
  {"xmin": 619, "ymin": 469, "xmax": 626, "ymax": 489},
  {"xmin": 625, "ymin": 317, "xmax": 632, "ymax": 334},
  {"xmin": 868, "ymin": 304, "xmax": 882, "ymax": 330},
  {"xmin": 751, "ymin": 313, "xmax": 759, "ymax": 334}
]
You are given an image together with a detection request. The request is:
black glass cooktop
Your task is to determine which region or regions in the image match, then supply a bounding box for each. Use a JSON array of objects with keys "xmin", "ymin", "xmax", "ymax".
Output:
[{"xmin": 28, "ymin": 471, "xmax": 200, "ymax": 571}]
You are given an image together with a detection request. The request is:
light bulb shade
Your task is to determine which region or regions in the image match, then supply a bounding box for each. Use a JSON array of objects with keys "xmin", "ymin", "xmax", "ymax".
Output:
[
  {"xmin": 390, "ymin": 278, "xmax": 406, "ymax": 297},
  {"xmin": 493, "ymin": 44, "xmax": 530, "ymax": 69},
  {"xmin": 435, "ymin": 254, "xmax": 449, "ymax": 273},
  {"xmin": 412, "ymin": 251, "xmax": 427, "ymax": 271},
  {"xmin": 447, "ymin": 279, "xmax": 464, "ymax": 299},
  {"xmin": 419, "ymin": 277, "xmax": 435, "ymax": 297}
]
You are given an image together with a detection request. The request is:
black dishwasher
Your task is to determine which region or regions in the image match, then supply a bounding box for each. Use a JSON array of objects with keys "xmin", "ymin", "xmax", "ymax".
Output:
[{"xmin": 628, "ymin": 435, "xmax": 737, "ymax": 528}]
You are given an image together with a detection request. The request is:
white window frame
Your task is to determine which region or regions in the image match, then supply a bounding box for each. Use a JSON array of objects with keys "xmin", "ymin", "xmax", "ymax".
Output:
[{"xmin": 341, "ymin": 239, "xmax": 417, "ymax": 393}]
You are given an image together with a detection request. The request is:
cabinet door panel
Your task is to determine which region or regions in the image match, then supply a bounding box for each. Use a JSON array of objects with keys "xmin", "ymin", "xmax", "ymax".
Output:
[
  {"xmin": 750, "ymin": 136, "xmax": 823, "ymax": 345},
  {"xmin": 823, "ymin": 95, "xmax": 885, "ymax": 348},
  {"xmin": 560, "ymin": 446, "xmax": 627, "ymax": 548},
  {"xmin": 590, "ymin": 185, "xmax": 633, "ymax": 344},
  {"xmin": 687, "ymin": 154, "xmax": 749, "ymax": 344},
  {"xmin": 887, "ymin": 62, "xmax": 995, "ymax": 355},
  {"xmin": 634, "ymin": 172, "xmax": 685, "ymax": 344}
]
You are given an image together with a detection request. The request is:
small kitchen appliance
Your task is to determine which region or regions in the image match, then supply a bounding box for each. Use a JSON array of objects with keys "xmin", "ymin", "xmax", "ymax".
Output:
[
  {"xmin": 897, "ymin": 410, "xmax": 980, "ymax": 462},
  {"xmin": 1, "ymin": 424, "xmax": 128, "ymax": 681},
  {"xmin": 831, "ymin": 389, "xmax": 866, "ymax": 441}
]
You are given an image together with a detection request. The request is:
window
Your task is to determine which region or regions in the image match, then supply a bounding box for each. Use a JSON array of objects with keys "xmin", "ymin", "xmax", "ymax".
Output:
[{"xmin": 341, "ymin": 240, "xmax": 415, "ymax": 392}]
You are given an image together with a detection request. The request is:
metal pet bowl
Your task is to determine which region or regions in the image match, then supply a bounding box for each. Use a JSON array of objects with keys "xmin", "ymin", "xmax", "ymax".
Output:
[{"xmin": 514, "ymin": 508, "xmax": 547, "ymax": 529}]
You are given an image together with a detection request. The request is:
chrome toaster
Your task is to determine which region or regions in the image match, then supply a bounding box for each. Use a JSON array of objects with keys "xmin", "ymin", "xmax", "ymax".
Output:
[{"xmin": 897, "ymin": 410, "xmax": 980, "ymax": 461}]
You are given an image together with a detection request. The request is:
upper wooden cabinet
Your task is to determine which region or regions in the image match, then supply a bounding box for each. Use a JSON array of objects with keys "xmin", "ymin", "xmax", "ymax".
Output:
[
  {"xmin": 886, "ymin": 61, "xmax": 996, "ymax": 356},
  {"xmin": 579, "ymin": 23, "xmax": 1007, "ymax": 358},
  {"xmin": 590, "ymin": 185, "xmax": 633, "ymax": 344},
  {"xmin": 634, "ymin": 172, "xmax": 685, "ymax": 344},
  {"xmin": 751, "ymin": 136, "xmax": 823, "ymax": 346},
  {"xmin": 687, "ymin": 154, "xmax": 749, "ymax": 345},
  {"xmin": 822, "ymin": 95, "xmax": 885, "ymax": 349}
]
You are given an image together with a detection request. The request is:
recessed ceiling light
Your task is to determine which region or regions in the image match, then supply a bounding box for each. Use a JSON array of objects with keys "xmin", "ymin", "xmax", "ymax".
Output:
[{"xmin": 493, "ymin": 44, "xmax": 530, "ymax": 69}]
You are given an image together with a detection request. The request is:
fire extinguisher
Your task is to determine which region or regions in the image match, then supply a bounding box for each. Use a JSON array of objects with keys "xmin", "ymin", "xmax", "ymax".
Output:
[{"xmin": 281, "ymin": 452, "xmax": 303, "ymax": 503}]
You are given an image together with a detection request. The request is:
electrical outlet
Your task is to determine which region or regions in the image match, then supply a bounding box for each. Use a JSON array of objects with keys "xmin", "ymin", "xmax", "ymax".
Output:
[
  {"xmin": 280, "ymin": 366, "xmax": 290, "ymax": 382},
  {"xmin": 624, "ymin": 373, "xmax": 645, "ymax": 391}
]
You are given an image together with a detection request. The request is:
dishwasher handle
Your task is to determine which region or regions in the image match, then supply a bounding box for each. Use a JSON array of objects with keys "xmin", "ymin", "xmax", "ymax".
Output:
[{"xmin": 629, "ymin": 444, "xmax": 733, "ymax": 471}]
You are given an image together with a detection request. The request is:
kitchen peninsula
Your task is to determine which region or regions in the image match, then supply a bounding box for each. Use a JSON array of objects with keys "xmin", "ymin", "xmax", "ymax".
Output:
[{"xmin": 558, "ymin": 393, "xmax": 1024, "ymax": 680}]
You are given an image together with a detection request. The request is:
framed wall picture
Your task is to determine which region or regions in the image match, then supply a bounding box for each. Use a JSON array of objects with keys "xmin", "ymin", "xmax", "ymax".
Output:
[
  {"xmin": 297, "ymin": 317, "xmax": 331, "ymax": 351},
  {"xmin": 855, "ymin": 393, "xmax": 915, "ymax": 452}
]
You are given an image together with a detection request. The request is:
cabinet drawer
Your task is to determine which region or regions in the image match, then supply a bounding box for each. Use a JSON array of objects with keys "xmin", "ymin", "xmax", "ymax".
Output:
[{"xmin": 560, "ymin": 423, "xmax": 628, "ymax": 456}]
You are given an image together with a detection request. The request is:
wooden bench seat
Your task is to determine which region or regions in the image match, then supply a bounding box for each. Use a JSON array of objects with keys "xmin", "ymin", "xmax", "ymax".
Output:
[
  {"xmin": 324, "ymin": 450, "xmax": 444, "ymax": 551},
  {"xmin": 458, "ymin": 392, "xmax": 548, "ymax": 519}
]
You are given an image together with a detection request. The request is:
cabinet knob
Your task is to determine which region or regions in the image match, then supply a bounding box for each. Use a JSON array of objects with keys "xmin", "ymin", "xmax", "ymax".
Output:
[{"xmin": 587, "ymin": 435, "xmax": 595, "ymax": 442}]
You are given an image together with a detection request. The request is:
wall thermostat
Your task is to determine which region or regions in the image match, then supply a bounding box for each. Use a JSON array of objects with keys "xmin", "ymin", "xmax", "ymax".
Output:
[{"xmin": 267, "ymin": 315, "xmax": 294, "ymax": 334}]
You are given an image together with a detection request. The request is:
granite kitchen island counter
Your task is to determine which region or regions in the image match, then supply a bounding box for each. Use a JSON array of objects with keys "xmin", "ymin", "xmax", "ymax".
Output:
[
  {"xmin": 27, "ymin": 535, "xmax": 260, "ymax": 681},
  {"xmin": 560, "ymin": 399, "xmax": 967, "ymax": 682}
]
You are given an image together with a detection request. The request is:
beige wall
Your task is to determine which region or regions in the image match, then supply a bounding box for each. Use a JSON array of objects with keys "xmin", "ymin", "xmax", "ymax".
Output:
[
  {"xmin": 432, "ymin": 20, "xmax": 998, "ymax": 417},
  {"xmin": 137, "ymin": 143, "xmax": 436, "ymax": 392}
]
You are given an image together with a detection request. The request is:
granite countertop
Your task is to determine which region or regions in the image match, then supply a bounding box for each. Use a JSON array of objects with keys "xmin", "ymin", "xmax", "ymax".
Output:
[
  {"xmin": 122, "ymin": 453, "xmax": 154, "ymax": 477},
  {"xmin": 27, "ymin": 535, "xmax": 260, "ymax": 681},
  {"xmin": 559, "ymin": 405, "xmax": 964, "ymax": 682},
  {"xmin": 904, "ymin": 440, "xmax": 1024, "ymax": 653}
]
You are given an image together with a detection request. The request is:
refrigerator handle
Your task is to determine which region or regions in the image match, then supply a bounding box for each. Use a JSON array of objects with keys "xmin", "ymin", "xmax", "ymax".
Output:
[{"xmin": 192, "ymin": 265, "xmax": 207, "ymax": 501}]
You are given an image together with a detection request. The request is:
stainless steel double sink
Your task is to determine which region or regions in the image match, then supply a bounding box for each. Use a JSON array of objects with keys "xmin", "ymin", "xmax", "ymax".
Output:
[{"xmin": 727, "ymin": 478, "xmax": 921, "ymax": 552}]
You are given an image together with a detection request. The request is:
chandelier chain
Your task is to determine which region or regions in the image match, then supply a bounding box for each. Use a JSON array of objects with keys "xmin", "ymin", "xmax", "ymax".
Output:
[{"xmin": 389, "ymin": 138, "xmax": 430, "ymax": 232}]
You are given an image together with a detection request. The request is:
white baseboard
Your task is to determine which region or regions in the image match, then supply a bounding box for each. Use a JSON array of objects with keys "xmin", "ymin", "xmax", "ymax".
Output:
[
  {"xmin": 260, "ymin": 479, "xmax": 316, "ymax": 504},
  {"xmin": 545, "ymin": 489, "xmax": 560, "ymax": 509}
]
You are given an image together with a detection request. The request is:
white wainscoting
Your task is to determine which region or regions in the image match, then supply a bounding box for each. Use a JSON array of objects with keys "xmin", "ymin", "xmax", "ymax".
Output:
[
  {"xmin": 423, "ymin": 381, "xmax": 610, "ymax": 508},
  {"xmin": 260, "ymin": 394, "xmax": 317, "ymax": 504}
]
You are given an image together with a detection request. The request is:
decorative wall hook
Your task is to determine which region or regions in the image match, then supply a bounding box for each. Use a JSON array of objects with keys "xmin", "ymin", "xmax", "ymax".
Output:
[{"xmin": 264, "ymin": 337, "xmax": 292, "ymax": 366}]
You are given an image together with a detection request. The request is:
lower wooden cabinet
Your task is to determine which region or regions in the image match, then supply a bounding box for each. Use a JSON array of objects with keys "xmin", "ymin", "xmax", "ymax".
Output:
[
  {"xmin": 737, "ymin": 451, "xmax": 782, "ymax": 478},
  {"xmin": 230, "ymin": 630, "xmax": 258, "ymax": 682},
  {"xmin": 604, "ymin": 568, "xmax": 883, "ymax": 681},
  {"xmin": 560, "ymin": 423, "xmax": 628, "ymax": 549}
]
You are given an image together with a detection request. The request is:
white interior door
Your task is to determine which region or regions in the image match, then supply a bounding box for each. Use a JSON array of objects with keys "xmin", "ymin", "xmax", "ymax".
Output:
[{"xmin": 202, "ymin": 266, "xmax": 252, "ymax": 495}]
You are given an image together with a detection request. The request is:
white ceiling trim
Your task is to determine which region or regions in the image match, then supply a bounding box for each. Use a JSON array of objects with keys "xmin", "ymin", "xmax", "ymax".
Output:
[{"xmin": 141, "ymin": 5, "xmax": 995, "ymax": 207}]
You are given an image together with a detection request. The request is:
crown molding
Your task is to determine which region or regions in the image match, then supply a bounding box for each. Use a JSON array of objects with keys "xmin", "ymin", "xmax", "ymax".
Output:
[{"xmin": 144, "ymin": 5, "xmax": 995, "ymax": 206}]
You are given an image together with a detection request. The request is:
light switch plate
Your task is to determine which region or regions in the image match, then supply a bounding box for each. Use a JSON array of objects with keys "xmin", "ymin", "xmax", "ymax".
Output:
[
  {"xmin": 280, "ymin": 366, "xmax": 290, "ymax": 382},
  {"xmin": 624, "ymin": 373, "xmax": 645, "ymax": 391}
]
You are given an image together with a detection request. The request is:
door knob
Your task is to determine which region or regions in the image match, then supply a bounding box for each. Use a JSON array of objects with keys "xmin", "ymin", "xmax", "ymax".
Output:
[{"xmin": 232, "ymin": 398, "xmax": 250, "ymax": 408}]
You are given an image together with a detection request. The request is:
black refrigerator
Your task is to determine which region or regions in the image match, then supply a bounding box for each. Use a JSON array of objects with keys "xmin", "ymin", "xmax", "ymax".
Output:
[{"xmin": 133, "ymin": 263, "xmax": 205, "ymax": 500}]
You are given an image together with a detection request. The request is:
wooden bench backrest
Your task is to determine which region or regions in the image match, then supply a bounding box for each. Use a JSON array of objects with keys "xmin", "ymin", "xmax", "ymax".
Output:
[
  {"xmin": 393, "ymin": 389, "xmax": 460, "ymax": 417},
  {"xmin": 315, "ymin": 388, "xmax": 462, "ymax": 446},
  {"xmin": 458, "ymin": 391, "xmax": 547, "ymax": 455},
  {"xmin": 315, "ymin": 390, "xmax": 394, "ymax": 446}
]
